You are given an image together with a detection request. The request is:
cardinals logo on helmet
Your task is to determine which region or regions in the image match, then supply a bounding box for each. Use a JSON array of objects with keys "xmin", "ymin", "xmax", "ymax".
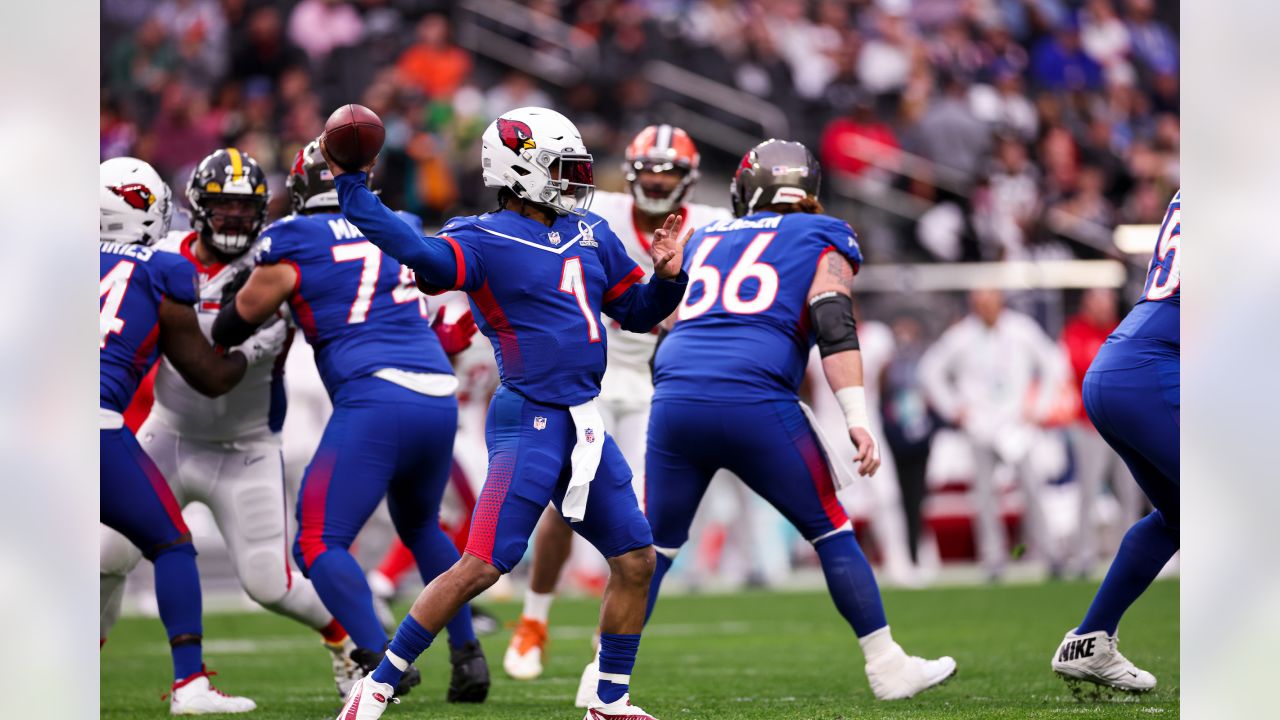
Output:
[
  {"xmin": 109, "ymin": 183, "xmax": 156, "ymax": 211},
  {"xmin": 497, "ymin": 118, "xmax": 536, "ymax": 154}
]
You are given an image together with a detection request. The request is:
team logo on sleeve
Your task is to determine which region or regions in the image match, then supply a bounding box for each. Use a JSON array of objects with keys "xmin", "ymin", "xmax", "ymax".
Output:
[
  {"xmin": 497, "ymin": 119, "xmax": 536, "ymax": 154},
  {"xmin": 108, "ymin": 183, "xmax": 156, "ymax": 210},
  {"xmin": 533, "ymin": 416, "xmax": 547, "ymax": 430}
]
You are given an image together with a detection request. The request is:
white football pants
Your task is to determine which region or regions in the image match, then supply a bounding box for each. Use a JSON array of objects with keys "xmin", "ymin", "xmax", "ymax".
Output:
[{"xmin": 100, "ymin": 416, "xmax": 333, "ymax": 639}]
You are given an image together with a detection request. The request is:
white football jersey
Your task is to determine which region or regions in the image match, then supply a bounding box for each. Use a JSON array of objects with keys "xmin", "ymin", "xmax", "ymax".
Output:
[
  {"xmin": 591, "ymin": 191, "xmax": 732, "ymax": 387},
  {"xmin": 149, "ymin": 231, "xmax": 291, "ymax": 442}
]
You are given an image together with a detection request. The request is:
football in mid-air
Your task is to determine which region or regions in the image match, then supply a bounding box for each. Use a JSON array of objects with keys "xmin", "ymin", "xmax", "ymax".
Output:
[{"xmin": 322, "ymin": 104, "xmax": 385, "ymax": 171}]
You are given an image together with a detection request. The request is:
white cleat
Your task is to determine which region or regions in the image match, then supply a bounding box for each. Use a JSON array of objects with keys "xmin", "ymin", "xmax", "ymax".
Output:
[
  {"xmin": 1051, "ymin": 629, "xmax": 1156, "ymax": 693},
  {"xmin": 168, "ymin": 669, "xmax": 257, "ymax": 715},
  {"xmin": 574, "ymin": 659, "xmax": 600, "ymax": 708},
  {"xmin": 328, "ymin": 636, "xmax": 361, "ymax": 698},
  {"xmin": 583, "ymin": 692, "xmax": 659, "ymax": 719},
  {"xmin": 334, "ymin": 675, "xmax": 397, "ymax": 720},
  {"xmin": 865, "ymin": 650, "xmax": 957, "ymax": 700},
  {"xmin": 502, "ymin": 616, "xmax": 548, "ymax": 680}
]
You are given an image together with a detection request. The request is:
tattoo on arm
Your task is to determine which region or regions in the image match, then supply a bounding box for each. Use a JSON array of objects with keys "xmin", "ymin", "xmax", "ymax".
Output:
[{"xmin": 825, "ymin": 254, "xmax": 855, "ymax": 290}]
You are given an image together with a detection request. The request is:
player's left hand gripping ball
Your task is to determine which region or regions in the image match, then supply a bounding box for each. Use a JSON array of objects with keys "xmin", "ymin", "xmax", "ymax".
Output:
[{"xmin": 650, "ymin": 213, "xmax": 691, "ymax": 279}]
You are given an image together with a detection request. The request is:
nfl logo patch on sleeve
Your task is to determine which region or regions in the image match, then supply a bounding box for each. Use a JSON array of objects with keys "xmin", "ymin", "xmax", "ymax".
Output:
[
  {"xmin": 533, "ymin": 416, "xmax": 547, "ymax": 430},
  {"xmin": 585, "ymin": 428, "xmax": 595, "ymax": 443}
]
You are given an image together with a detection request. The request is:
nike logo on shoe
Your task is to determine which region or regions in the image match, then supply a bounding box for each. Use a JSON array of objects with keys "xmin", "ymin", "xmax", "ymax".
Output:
[{"xmin": 1058, "ymin": 637, "xmax": 1097, "ymax": 662}]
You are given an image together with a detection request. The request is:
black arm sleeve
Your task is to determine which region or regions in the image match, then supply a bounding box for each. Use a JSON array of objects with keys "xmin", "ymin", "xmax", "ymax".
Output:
[
  {"xmin": 212, "ymin": 301, "xmax": 264, "ymax": 348},
  {"xmin": 809, "ymin": 291, "xmax": 859, "ymax": 357}
]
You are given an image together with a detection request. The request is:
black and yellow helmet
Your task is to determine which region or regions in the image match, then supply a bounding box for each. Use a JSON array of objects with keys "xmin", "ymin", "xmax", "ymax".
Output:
[{"xmin": 186, "ymin": 148, "xmax": 270, "ymax": 257}]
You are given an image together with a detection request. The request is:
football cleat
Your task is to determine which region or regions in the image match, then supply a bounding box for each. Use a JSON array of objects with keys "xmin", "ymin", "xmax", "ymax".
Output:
[
  {"xmin": 574, "ymin": 659, "xmax": 600, "ymax": 708},
  {"xmin": 583, "ymin": 693, "xmax": 659, "ymax": 719},
  {"xmin": 350, "ymin": 647, "xmax": 421, "ymax": 698},
  {"xmin": 503, "ymin": 616, "xmax": 548, "ymax": 680},
  {"xmin": 447, "ymin": 639, "xmax": 491, "ymax": 703},
  {"xmin": 1051, "ymin": 629, "xmax": 1156, "ymax": 693},
  {"xmin": 167, "ymin": 667, "xmax": 257, "ymax": 715},
  {"xmin": 328, "ymin": 636, "xmax": 361, "ymax": 698},
  {"xmin": 865, "ymin": 650, "xmax": 956, "ymax": 700},
  {"xmin": 334, "ymin": 675, "xmax": 397, "ymax": 720}
]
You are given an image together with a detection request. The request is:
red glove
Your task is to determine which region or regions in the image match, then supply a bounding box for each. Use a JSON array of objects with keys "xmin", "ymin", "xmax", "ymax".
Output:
[{"xmin": 432, "ymin": 306, "xmax": 477, "ymax": 356}]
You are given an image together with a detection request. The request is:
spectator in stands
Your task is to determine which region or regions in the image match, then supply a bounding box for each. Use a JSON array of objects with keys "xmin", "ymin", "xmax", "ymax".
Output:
[
  {"xmin": 972, "ymin": 134, "xmax": 1040, "ymax": 259},
  {"xmin": 288, "ymin": 0, "xmax": 364, "ymax": 65},
  {"xmin": 919, "ymin": 288, "xmax": 1069, "ymax": 582},
  {"xmin": 968, "ymin": 62, "xmax": 1039, "ymax": 142},
  {"xmin": 1124, "ymin": 0, "xmax": 1178, "ymax": 76},
  {"xmin": 1079, "ymin": 0, "xmax": 1131, "ymax": 70},
  {"xmin": 820, "ymin": 92, "xmax": 900, "ymax": 180},
  {"xmin": 857, "ymin": 4, "xmax": 918, "ymax": 95},
  {"xmin": 230, "ymin": 4, "xmax": 306, "ymax": 86},
  {"xmin": 910, "ymin": 71, "xmax": 991, "ymax": 181},
  {"xmin": 1029, "ymin": 16, "xmax": 1104, "ymax": 92},
  {"xmin": 396, "ymin": 14, "xmax": 473, "ymax": 100},
  {"xmin": 1060, "ymin": 288, "xmax": 1141, "ymax": 577},
  {"xmin": 484, "ymin": 70, "xmax": 553, "ymax": 119}
]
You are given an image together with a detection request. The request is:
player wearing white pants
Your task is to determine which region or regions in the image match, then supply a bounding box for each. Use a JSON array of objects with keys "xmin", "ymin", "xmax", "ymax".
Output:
[
  {"xmin": 100, "ymin": 159, "xmax": 360, "ymax": 697},
  {"xmin": 503, "ymin": 126, "xmax": 733, "ymax": 688}
]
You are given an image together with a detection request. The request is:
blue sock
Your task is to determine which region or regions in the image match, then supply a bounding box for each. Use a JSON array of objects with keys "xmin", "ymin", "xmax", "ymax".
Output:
[
  {"xmin": 308, "ymin": 550, "xmax": 388, "ymax": 650},
  {"xmin": 153, "ymin": 547, "xmax": 204, "ymax": 679},
  {"xmin": 372, "ymin": 614, "xmax": 436, "ymax": 687},
  {"xmin": 644, "ymin": 552, "xmax": 675, "ymax": 625},
  {"xmin": 1078, "ymin": 511, "xmax": 1179, "ymax": 635},
  {"xmin": 815, "ymin": 531, "xmax": 889, "ymax": 637},
  {"xmin": 596, "ymin": 633, "xmax": 641, "ymax": 704},
  {"xmin": 405, "ymin": 525, "xmax": 475, "ymax": 648}
]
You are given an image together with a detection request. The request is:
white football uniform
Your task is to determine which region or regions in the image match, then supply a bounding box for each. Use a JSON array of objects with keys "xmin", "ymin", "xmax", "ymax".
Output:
[
  {"xmin": 99, "ymin": 231, "xmax": 333, "ymax": 639},
  {"xmin": 590, "ymin": 191, "xmax": 732, "ymax": 496}
]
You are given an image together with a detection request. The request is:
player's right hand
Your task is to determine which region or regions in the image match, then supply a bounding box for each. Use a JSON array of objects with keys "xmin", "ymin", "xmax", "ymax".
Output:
[
  {"xmin": 849, "ymin": 426, "xmax": 881, "ymax": 477},
  {"xmin": 317, "ymin": 135, "xmax": 377, "ymax": 177},
  {"xmin": 231, "ymin": 317, "xmax": 288, "ymax": 365}
]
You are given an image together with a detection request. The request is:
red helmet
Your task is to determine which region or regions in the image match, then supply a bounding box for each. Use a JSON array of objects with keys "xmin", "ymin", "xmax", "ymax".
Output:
[{"xmin": 623, "ymin": 124, "xmax": 700, "ymax": 215}]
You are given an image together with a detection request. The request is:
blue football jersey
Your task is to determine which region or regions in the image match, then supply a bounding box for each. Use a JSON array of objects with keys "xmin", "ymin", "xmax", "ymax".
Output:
[
  {"xmin": 1094, "ymin": 190, "xmax": 1181, "ymax": 363},
  {"xmin": 428, "ymin": 209, "xmax": 648, "ymax": 406},
  {"xmin": 100, "ymin": 242, "xmax": 199, "ymax": 412},
  {"xmin": 653, "ymin": 211, "xmax": 864, "ymax": 402},
  {"xmin": 255, "ymin": 211, "xmax": 452, "ymax": 396}
]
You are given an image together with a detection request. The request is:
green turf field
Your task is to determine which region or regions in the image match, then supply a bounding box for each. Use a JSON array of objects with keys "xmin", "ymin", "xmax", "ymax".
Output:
[{"xmin": 101, "ymin": 579, "xmax": 1177, "ymax": 719}]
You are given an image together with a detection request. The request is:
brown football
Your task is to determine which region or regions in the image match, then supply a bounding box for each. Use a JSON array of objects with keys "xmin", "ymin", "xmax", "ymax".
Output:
[{"xmin": 322, "ymin": 104, "xmax": 385, "ymax": 171}]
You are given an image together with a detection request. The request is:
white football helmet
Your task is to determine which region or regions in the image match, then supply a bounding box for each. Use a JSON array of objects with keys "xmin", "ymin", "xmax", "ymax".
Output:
[
  {"xmin": 100, "ymin": 157, "xmax": 173, "ymax": 246},
  {"xmin": 481, "ymin": 107, "xmax": 594, "ymax": 216}
]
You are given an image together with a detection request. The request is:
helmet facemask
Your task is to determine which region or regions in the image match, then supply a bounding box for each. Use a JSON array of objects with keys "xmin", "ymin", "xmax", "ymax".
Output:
[
  {"xmin": 525, "ymin": 147, "xmax": 595, "ymax": 216},
  {"xmin": 194, "ymin": 194, "xmax": 268, "ymax": 257},
  {"xmin": 626, "ymin": 160, "xmax": 693, "ymax": 216}
]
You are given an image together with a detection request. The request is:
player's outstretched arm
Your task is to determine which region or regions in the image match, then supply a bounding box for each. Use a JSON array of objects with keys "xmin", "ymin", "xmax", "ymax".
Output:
[
  {"xmin": 319, "ymin": 136, "xmax": 460, "ymax": 288},
  {"xmin": 159, "ymin": 297, "xmax": 247, "ymax": 397},
  {"xmin": 808, "ymin": 251, "xmax": 880, "ymax": 477}
]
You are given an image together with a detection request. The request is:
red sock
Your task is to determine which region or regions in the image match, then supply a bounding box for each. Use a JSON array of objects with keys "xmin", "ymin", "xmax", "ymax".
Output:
[
  {"xmin": 376, "ymin": 539, "xmax": 416, "ymax": 585},
  {"xmin": 319, "ymin": 618, "xmax": 348, "ymax": 645}
]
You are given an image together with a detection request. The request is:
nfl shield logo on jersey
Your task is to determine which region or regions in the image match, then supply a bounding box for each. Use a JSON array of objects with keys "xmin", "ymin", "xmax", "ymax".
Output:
[
  {"xmin": 533, "ymin": 416, "xmax": 547, "ymax": 430},
  {"xmin": 547, "ymin": 231, "xmax": 561, "ymax": 246},
  {"xmin": 584, "ymin": 427, "xmax": 595, "ymax": 443}
]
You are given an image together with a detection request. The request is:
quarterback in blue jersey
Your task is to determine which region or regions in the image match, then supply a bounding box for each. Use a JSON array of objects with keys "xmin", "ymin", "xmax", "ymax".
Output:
[
  {"xmin": 212, "ymin": 140, "xmax": 488, "ymax": 703},
  {"xmin": 323, "ymin": 106, "xmax": 688, "ymax": 720},
  {"xmin": 1050, "ymin": 190, "xmax": 1180, "ymax": 693},
  {"xmin": 647, "ymin": 140, "xmax": 956, "ymax": 701},
  {"xmin": 100, "ymin": 157, "xmax": 276, "ymax": 713}
]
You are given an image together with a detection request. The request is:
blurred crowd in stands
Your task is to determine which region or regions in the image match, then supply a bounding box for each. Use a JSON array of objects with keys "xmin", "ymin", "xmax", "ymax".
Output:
[{"xmin": 102, "ymin": 0, "xmax": 1178, "ymax": 262}]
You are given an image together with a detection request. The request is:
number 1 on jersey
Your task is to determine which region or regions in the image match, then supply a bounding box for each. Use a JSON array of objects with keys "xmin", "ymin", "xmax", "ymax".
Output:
[{"xmin": 560, "ymin": 257, "xmax": 601, "ymax": 342}]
